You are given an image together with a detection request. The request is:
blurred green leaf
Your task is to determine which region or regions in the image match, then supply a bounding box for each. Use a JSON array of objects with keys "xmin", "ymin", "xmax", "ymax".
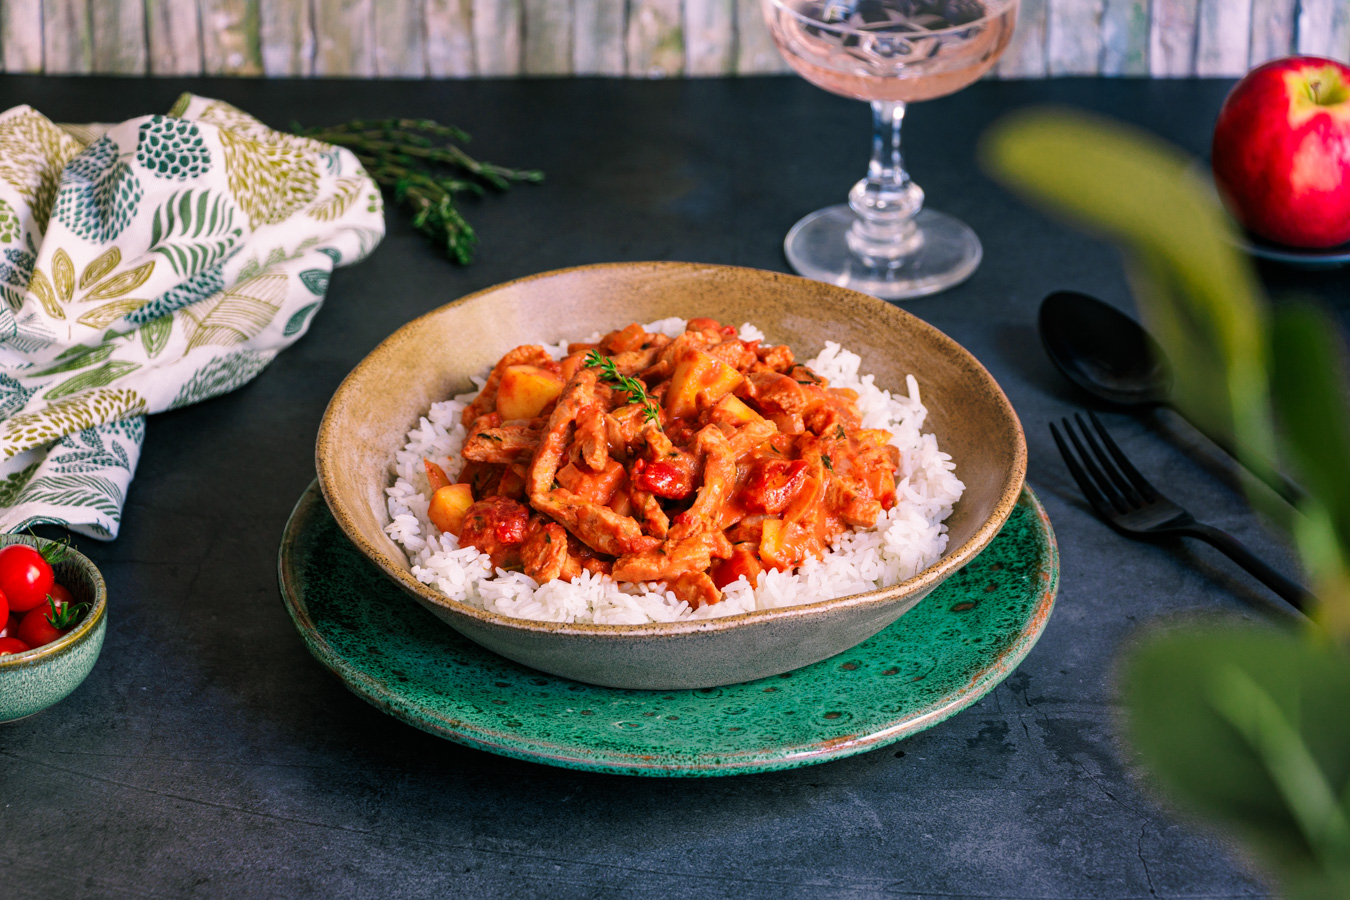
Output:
[
  {"xmin": 979, "ymin": 108, "xmax": 1275, "ymax": 468},
  {"xmin": 1271, "ymin": 305, "xmax": 1350, "ymax": 597},
  {"xmin": 1207, "ymin": 665, "xmax": 1350, "ymax": 864},
  {"xmin": 984, "ymin": 106, "xmax": 1350, "ymax": 896},
  {"xmin": 1122, "ymin": 626, "xmax": 1350, "ymax": 898},
  {"xmin": 981, "ymin": 106, "xmax": 1338, "ymax": 610}
]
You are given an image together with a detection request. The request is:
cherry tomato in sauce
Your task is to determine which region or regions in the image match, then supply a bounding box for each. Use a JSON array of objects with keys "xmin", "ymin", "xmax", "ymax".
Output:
[
  {"xmin": 633, "ymin": 459, "xmax": 693, "ymax": 500},
  {"xmin": 494, "ymin": 514, "xmax": 527, "ymax": 544},
  {"xmin": 710, "ymin": 546, "xmax": 766, "ymax": 590},
  {"xmin": 741, "ymin": 459, "xmax": 809, "ymax": 514},
  {"xmin": 459, "ymin": 498, "xmax": 532, "ymax": 568},
  {"xmin": 0, "ymin": 544, "xmax": 54, "ymax": 613}
]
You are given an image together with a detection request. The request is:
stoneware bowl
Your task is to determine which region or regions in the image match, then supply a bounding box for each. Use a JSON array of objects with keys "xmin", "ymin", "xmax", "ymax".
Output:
[
  {"xmin": 315, "ymin": 262, "xmax": 1026, "ymax": 690},
  {"xmin": 0, "ymin": 535, "xmax": 107, "ymax": 722}
]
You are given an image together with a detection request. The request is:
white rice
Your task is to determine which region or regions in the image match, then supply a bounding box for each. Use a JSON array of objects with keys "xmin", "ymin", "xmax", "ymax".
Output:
[{"xmin": 382, "ymin": 320, "xmax": 965, "ymax": 625}]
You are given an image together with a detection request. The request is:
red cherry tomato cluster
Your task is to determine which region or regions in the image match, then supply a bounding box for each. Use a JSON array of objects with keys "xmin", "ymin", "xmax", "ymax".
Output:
[{"xmin": 0, "ymin": 542, "xmax": 86, "ymax": 657}]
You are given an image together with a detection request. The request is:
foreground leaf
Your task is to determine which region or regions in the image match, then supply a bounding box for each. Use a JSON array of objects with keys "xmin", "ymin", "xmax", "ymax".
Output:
[
  {"xmin": 980, "ymin": 109, "xmax": 1275, "ymax": 479},
  {"xmin": 1270, "ymin": 304, "xmax": 1350, "ymax": 636},
  {"xmin": 1122, "ymin": 626, "xmax": 1350, "ymax": 898}
]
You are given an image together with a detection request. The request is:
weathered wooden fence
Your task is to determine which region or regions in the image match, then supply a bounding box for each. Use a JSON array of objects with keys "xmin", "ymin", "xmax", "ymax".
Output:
[{"xmin": 0, "ymin": 0, "xmax": 1346, "ymax": 78}]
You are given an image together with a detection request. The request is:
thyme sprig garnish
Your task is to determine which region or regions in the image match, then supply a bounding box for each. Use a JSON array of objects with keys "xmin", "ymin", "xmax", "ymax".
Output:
[
  {"xmin": 584, "ymin": 350, "xmax": 662, "ymax": 428},
  {"xmin": 291, "ymin": 118, "xmax": 543, "ymax": 265}
]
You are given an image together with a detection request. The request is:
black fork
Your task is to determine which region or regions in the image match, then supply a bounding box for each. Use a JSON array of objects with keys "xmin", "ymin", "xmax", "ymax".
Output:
[{"xmin": 1051, "ymin": 412, "xmax": 1308, "ymax": 611}]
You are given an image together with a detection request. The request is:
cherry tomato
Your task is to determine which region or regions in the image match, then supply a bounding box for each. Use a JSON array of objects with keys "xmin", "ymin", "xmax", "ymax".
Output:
[
  {"xmin": 458, "ymin": 497, "xmax": 532, "ymax": 568},
  {"xmin": 0, "ymin": 613, "xmax": 17, "ymax": 639},
  {"xmin": 710, "ymin": 545, "xmax": 765, "ymax": 590},
  {"xmin": 741, "ymin": 459, "xmax": 809, "ymax": 514},
  {"xmin": 18, "ymin": 606, "xmax": 61, "ymax": 648},
  {"xmin": 633, "ymin": 459, "xmax": 694, "ymax": 500},
  {"xmin": 0, "ymin": 585, "xmax": 6, "ymax": 624},
  {"xmin": 0, "ymin": 636, "xmax": 30, "ymax": 655},
  {"xmin": 0, "ymin": 544, "xmax": 54, "ymax": 613},
  {"xmin": 47, "ymin": 583, "xmax": 73, "ymax": 606},
  {"xmin": 15, "ymin": 591, "xmax": 85, "ymax": 649}
]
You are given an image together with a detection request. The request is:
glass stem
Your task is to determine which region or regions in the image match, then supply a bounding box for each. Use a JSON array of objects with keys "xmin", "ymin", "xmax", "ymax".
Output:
[{"xmin": 847, "ymin": 100, "xmax": 925, "ymax": 267}]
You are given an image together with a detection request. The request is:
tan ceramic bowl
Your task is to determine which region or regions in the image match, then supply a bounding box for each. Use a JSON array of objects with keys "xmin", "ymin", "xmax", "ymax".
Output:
[{"xmin": 316, "ymin": 262, "xmax": 1025, "ymax": 689}]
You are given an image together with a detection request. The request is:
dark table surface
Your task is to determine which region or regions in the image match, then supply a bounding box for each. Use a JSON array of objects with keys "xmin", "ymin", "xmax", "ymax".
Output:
[{"xmin": 1, "ymin": 73, "xmax": 1335, "ymax": 899}]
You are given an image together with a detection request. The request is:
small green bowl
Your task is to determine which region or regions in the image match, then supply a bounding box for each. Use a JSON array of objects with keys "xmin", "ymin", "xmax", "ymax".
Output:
[{"xmin": 0, "ymin": 535, "xmax": 107, "ymax": 723}]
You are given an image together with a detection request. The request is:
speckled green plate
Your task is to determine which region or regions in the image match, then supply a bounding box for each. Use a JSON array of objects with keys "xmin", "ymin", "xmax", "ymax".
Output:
[{"xmin": 278, "ymin": 480, "xmax": 1058, "ymax": 776}]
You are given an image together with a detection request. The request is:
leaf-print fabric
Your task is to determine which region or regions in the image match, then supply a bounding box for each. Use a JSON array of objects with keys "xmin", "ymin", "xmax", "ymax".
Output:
[
  {"xmin": 53, "ymin": 136, "xmax": 143, "ymax": 243},
  {"xmin": 0, "ymin": 94, "xmax": 385, "ymax": 538}
]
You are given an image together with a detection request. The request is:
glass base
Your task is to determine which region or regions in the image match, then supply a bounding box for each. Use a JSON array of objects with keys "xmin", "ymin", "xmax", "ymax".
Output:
[{"xmin": 783, "ymin": 204, "xmax": 982, "ymax": 300}]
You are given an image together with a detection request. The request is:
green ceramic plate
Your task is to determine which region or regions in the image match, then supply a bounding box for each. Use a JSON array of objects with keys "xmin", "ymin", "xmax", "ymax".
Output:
[{"xmin": 278, "ymin": 480, "xmax": 1058, "ymax": 777}]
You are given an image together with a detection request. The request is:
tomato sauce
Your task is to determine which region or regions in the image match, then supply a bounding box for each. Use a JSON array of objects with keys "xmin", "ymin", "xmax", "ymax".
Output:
[{"xmin": 442, "ymin": 319, "xmax": 901, "ymax": 609}]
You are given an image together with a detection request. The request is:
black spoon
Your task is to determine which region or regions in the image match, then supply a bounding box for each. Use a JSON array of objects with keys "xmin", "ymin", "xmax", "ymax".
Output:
[{"xmin": 1038, "ymin": 290, "xmax": 1305, "ymax": 507}]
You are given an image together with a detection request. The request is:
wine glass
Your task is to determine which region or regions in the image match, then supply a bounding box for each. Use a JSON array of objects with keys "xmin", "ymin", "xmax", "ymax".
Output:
[{"xmin": 763, "ymin": 0, "xmax": 1019, "ymax": 299}]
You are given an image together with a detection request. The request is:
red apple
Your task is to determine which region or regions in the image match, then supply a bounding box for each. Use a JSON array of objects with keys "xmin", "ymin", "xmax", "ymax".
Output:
[{"xmin": 1211, "ymin": 56, "xmax": 1350, "ymax": 248}]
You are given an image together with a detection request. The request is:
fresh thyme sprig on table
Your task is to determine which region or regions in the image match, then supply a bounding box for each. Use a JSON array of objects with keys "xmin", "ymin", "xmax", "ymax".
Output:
[
  {"xmin": 291, "ymin": 118, "xmax": 543, "ymax": 265},
  {"xmin": 583, "ymin": 350, "xmax": 662, "ymax": 427}
]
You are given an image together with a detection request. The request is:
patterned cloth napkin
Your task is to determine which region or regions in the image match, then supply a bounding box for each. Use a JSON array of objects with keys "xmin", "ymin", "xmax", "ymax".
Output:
[{"xmin": 0, "ymin": 94, "xmax": 384, "ymax": 538}]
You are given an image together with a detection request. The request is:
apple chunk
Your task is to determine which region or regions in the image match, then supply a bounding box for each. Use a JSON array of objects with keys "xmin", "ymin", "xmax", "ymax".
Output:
[
  {"xmin": 758, "ymin": 518, "xmax": 796, "ymax": 571},
  {"xmin": 712, "ymin": 394, "xmax": 762, "ymax": 426},
  {"xmin": 428, "ymin": 483, "xmax": 475, "ymax": 535},
  {"xmin": 496, "ymin": 365, "xmax": 565, "ymax": 420},
  {"xmin": 665, "ymin": 348, "xmax": 744, "ymax": 420}
]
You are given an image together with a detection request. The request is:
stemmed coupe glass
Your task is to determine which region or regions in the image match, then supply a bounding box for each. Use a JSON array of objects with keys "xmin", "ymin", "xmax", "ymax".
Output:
[{"xmin": 762, "ymin": 0, "xmax": 1019, "ymax": 299}]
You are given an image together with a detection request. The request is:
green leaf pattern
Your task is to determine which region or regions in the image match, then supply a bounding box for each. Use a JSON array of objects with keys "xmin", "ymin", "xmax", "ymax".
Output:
[
  {"xmin": 283, "ymin": 303, "xmax": 320, "ymax": 337},
  {"xmin": 307, "ymin": 176, "xmax": 362, "ymax": 222},
  {"xmin": 136, "ymin": 117, "xmax": 211, "ymax": 180},
  {"xmin": 102, "ymin": 416, "xmax": 145, "ymax": 444},
  {"xmin": 179, "ymin": 273, "xmax": 287, "ymax": 351},
  {"xmin": 0, "ymin": 372, "xmax": 37, "ymax": 419},
  {"xmin": 0, "ymin": 198, "xmax": 20, "ymax": 244},
  {"xmin": 170, "ymin": 350, "xmax": 270, "ymax": 409},
  {"xmin": 8, "ymin": 311, "xmax": 56, "ymax": 355},
  {"xmin": 14, "ymin": 473, "xmax": 124, "ymax": 519},
  {"xmin": 0, "ymin": 94, "xmax": 385, "ymax": 539},
  {"xmin": 204, "ymin": 104, "xmax": 321, "ymax": 228},
  {"xmin": 0, "ymin": 107, "xmax": 83, "ymax": 232},
  {"xmin": 50, "ymin": 427, "xmax": 132, "ymax": 473},
  {"xmin": 0, "ymin": 233, "xmax": 37, "ymax": 312},
  {"xmin": 0, "ymin": 461, "xmax": 39, "ymax": 506},
  {"xmin": 298, "ymin": 269, "xmax": 328, "ymax": 295},
  {"xmin": 125, "ymin": 263, "xmax": 224, "ymax": 326},
  {"xmin": 147, "ymin": 189, "xmax": 243, "ymax": 277},
  {"xmin": 2, "ymin": 388, "xmax": 148, "ymax": 458},
  {"xmin": 44, "ymin": 361, "xmax": 142, "ymax": 401},
  {"xmin": 31, "ymin": 342, "xmax": 118, "ymax": 377},
  {"xmin": 139, "ymin": 316, "xmax": 172, "ymax": 358},
  {"xmin": 52, "ymin": 137, "xmax": 143, "ymax": 243}
]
